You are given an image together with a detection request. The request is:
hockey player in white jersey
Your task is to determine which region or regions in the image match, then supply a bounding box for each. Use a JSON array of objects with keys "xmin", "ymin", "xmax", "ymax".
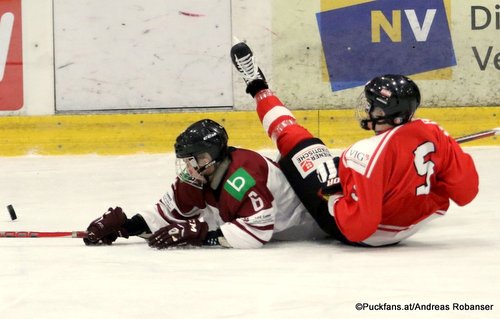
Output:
[{"xmin": 83, "ymin": 119, "xmax": 326, "ymax": 248}]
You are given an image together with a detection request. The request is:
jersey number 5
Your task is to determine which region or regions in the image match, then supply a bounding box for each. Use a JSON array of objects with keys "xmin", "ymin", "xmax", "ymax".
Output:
[{"xmin": 413, "ymin": 142, "xmax": 436, "ymax": 195}]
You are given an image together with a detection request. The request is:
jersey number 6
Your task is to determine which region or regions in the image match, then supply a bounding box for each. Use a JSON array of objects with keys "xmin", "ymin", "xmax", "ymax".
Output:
[{"xmin": 248, "ymin": 191, "xmax": 264, "ymax": 212}]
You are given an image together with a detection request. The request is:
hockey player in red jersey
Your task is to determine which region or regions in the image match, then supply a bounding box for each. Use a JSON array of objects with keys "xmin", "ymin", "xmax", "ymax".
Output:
[
  {"xmin": 83, "ymin": 119, "xmax": 326, "ymax": 248},
  {"xmin": 230, "ymin": 41, "xmax": 479, "ymax": 246}
]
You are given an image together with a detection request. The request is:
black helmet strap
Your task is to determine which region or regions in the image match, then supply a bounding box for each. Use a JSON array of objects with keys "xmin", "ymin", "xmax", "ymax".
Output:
[
  {"xmin": 360, "ymin": 112, "xmax": 406, "ymax": 131},
  {"xmin": 195, "ymin": 157, "xmax": 217, "ymax": 175}
]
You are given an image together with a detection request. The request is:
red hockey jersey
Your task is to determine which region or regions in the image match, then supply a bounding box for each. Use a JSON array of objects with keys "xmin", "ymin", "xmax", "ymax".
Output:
[
  {"xmin": 329, "ymin": 119, "xmax": 479, "ymax": 246},
  {"xmin": 140, "ymin": 148, "xmax": 325, "ymax": 248}
]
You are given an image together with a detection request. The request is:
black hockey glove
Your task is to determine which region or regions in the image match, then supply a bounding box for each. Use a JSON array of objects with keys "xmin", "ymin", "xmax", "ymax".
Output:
[
  {"xmin": 83, "ymin": 207, "xmax": 129, "ymax": 246},
  {"xmin": 148, "ymin": 219, "xmax": 209, "ymax": 249},
  {"xmin": 203, "ymin": 229, "xmax": 224, "ymax": 246},
  {"xmin": 317, "ymin": 157, "xmax": 342, "ymax": 197}
]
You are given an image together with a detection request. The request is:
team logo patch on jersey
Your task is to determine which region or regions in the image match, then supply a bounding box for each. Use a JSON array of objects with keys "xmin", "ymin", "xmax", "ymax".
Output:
[
  {"xmin": 292, "ymin": 144, "xmax": 332, "ymax": 178},
  {"xmin": 224, "ymin": 168, "xmax": 256, "ymax": 201}
]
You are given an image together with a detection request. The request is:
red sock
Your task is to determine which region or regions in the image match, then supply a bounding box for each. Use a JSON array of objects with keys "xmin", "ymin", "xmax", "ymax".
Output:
[{"xmin": 255, "ymin": 89, "xmax": 313, "ymax": 156}]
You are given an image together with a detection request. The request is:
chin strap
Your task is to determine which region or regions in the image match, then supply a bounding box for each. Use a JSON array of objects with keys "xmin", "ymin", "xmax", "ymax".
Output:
[
  {"xmin": 360, "ymin": 116, "xmax": 390, "ymax": 131},
  {"xmin": 361, "ymin": 115, "xmax": 406, "ymax": 131}
]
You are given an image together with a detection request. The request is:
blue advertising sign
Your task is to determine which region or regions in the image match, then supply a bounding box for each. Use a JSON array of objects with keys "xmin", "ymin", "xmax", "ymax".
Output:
[{"xmin": 317, "ymin": 0, "xmax": 456, "ymax": 91}]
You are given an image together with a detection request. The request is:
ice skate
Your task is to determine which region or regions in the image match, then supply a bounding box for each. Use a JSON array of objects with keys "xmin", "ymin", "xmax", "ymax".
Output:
[{"xmin": 230, "ymin": 41, "xmax": 268, "ymax": 96}]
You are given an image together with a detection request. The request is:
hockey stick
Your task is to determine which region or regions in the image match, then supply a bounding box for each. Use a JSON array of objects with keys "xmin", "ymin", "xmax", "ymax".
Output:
[
  {"xmin": 0, "ymin": 231, "xmax": 87, "ymax": 238},
  {"xmin": 455, "ymin": 127, "xmax": 500, "ymax": 144},
  {"xmin": 1, "ymin": 128, "xmax": 496, "ymax": 239}
]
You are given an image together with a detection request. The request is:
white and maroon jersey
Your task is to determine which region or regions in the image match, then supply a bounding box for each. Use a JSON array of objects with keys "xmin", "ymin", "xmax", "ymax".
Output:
[
  {"xmin": 328, "ymin": 119, "xmax": 479, "ymax": 246},
  {"xmin": 140, "ymin": 148, "xmax": 325, "ymax": 248}
]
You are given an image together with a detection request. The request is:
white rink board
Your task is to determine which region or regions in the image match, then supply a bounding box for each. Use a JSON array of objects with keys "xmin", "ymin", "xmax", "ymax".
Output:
[
  {"xmin": 0, "ymin": 147, "xmax": 499, "ymax": 318},
  {"xmin": 53, "ymin": 0, "xmax": 232, "ymax": 111}
]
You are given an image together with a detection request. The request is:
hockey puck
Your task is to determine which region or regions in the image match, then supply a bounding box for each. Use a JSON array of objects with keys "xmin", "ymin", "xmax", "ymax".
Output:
[{"xmin": 7, "ymin": 205, "xmax": 17, "ymax": 221}]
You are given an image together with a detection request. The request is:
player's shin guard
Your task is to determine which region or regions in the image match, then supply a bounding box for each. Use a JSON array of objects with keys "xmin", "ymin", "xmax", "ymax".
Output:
[{"xmin": 255, "ymin": 89, "xmax": 313, "ymax": 156}]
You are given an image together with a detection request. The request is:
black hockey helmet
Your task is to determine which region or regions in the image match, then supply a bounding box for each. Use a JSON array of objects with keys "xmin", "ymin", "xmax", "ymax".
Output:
[
  {"xmin": 358, "ymin": 74, "xmax": 421, "ymax": 130},
  {"xmin": 174, "ymin": 119, "xmax": 229, "ymax": 187},
  {"xmin": 175, "ymin": 119, "xmax": 228, "ymax": 163}
]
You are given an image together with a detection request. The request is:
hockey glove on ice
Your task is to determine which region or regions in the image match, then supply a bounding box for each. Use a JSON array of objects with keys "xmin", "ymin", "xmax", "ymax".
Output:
[
  {"xmin": 148, "ymin": 219, "xmax": 208, "ymax": 249},
  {"xmin": 317, "ymin": 157, "xmax": 342, "ymax": 197},
  {"xmin": 84, "ymin": 207, "xmax": 129, "ymax": 245}
]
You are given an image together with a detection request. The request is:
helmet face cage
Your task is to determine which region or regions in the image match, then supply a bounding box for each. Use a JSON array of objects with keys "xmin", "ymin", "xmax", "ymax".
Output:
[
  {"xmin": 356, "ymin": 91, "xmax": 395, "ymax": 130},
  {"xmin": 175, "ymin": 154, "xmax": 215, "ymax": 189},
  {"xmin": 355, "ymin": 91, "xmax": 372, "ymax": 128}
]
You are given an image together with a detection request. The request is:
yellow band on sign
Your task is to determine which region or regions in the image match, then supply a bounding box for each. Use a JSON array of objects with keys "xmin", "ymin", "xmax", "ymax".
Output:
[{"xmin": 0, "ymin": 107, "xmax": 498, "ymax": 156}]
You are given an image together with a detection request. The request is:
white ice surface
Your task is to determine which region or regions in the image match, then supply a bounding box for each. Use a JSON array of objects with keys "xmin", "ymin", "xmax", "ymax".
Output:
[{"xmin": 1, "ymin": 148, "xmax": 499, "ymax": 319}]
